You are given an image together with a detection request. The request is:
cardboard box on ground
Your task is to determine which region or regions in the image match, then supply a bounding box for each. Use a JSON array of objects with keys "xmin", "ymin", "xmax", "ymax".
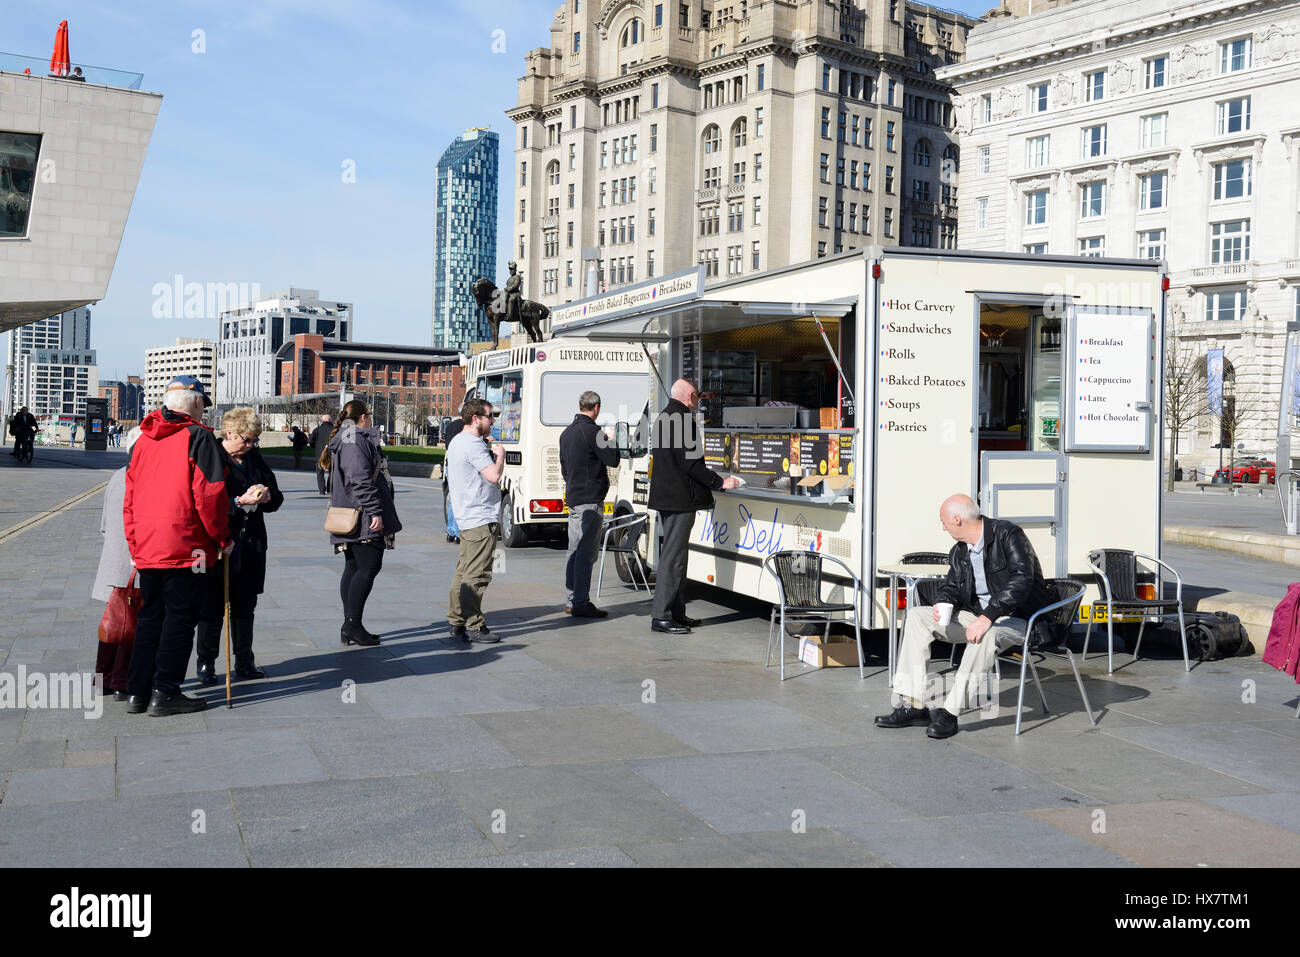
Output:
[{"xmin": 798, "ymin": 633, "xmax": 861, "ymax": 668}]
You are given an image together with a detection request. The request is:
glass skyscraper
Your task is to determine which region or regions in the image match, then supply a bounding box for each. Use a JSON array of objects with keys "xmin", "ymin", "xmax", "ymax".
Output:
[{"xmin": 433, "ymin": 129, "xmax": 498, "ymax": 351}]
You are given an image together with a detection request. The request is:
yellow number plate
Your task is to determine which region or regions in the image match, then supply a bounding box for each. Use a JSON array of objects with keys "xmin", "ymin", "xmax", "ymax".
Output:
[{"xmin": 603, "ymin": 503, "xmax": 614, "ymax": 514}]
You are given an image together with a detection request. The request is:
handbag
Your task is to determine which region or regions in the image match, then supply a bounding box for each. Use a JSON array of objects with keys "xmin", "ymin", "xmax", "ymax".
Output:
[
  {"xmin": 324, "ymin": 456, "xmax": 383, "ymax": 536},
  {"xmin": 97, "ymin": 565, "xmax": 140, "ymax": 645}
]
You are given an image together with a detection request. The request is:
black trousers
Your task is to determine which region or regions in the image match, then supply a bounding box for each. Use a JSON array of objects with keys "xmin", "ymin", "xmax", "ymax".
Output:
[
  {"xmin": 195, "ymin": 559, "xmax": 259, "ymax": 665},
  {"xmin": 651, "ymin": 510, "xmax": 695, "ymax": 621},
  {"xmin": 129, "ymin": 567, "xmax": 211, "ymax": 697},
  {"xmin": 316, "ymin": 464, "xmax": 328, "ymax": 493},
  {"xmin": 340, "ymin": 539, "xmax": 385, "ymax": 620}
]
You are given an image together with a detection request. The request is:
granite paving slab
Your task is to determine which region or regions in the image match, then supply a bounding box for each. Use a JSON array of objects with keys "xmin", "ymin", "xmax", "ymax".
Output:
[
  {"xmin": 1, "ymin": 764, "xmax": 114, "ymax": 806},
  {"xmin": 231, "ymin": 775, "xmax": 495, "ymax": 867},
  {"xmin": 1028, "ymin": 799, "xmax": 1300, "ymax": 867},
  {"xmin": 1205, "ymin": 791, "xmax": 1300, "ymax": 835},
  {"xmin": 435, "ymin": 762, "xmax": 716, "ymax": 854},
  {"xmin": 355, "ymin": 672, "xmax": 536, "ymax": 718},
  {"xmin": 623, "ymin": 827, "xmax": 893, "ymax": 867},
  {"xmin": 301, "ymin": 715, "xmax": 519, "ymax": 777},
  {"xmin": 117, "ymin": 726, "xmax": 329, "ymax": 796},
  {"xmin": 1103, "ymin": 723, "xmax": 1300, "ymax": 792},
  {"xmin": 431, "ymin": 846, "xmax": 638, "ymax": 867},
  {"xmin": 472, "ymin": 705, "xmax": 696, "ymax": 765},
  {"xmin": 625, "ymin": 698, "xmax": 859, "ymax": 753}
]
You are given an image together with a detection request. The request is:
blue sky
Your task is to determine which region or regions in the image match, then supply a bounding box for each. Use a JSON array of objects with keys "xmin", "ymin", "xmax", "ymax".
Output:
[{"xmin": 7, "ymin": 0, "xmax": 992, "ymax": 379}]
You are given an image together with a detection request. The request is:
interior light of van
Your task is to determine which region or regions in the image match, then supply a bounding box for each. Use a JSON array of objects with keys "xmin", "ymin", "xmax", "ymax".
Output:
[{"xmin": 530, "ymin": 499, "xmax": 565, "ymax": 514}]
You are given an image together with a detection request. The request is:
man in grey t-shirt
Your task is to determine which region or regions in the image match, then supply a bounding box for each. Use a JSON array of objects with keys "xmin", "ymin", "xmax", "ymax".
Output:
[{"xmin": 445, "ymin": 397, "xmax": 506, "ymax": 643}]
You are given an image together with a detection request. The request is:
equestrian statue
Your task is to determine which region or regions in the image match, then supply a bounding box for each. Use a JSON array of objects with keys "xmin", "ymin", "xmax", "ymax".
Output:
[{"xmin": 471, "ymin": 261, "xmax": 548, "ymax": 347}]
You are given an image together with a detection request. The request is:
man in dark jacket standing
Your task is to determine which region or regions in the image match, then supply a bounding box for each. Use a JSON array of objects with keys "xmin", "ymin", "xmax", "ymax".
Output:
[
  {"xmin": 310, "ymin": 414, "xmax": 333, "ymax": 494},
  {"xmin": 560, "ymin": 391, "xmax": 620, "ymax": 618},
  {"xmin": 876, "ymin": 493, "xmax": 1050, "ymax": 739},
  {"xmin": 647, "ymin": 379, "xmax": 739, "ymax": 634},
  {"xmin": 123, "ymin": 376, "xmax": 231, "ymax": 716}
]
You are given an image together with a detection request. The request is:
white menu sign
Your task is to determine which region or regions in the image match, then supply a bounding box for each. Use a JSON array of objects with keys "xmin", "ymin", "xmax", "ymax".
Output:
[{"xmin": 1067, "ymin": 309, "xmax": 1153, "ymax": 451}]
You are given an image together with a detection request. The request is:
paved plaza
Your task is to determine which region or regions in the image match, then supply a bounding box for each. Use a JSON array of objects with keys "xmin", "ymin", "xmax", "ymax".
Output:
[{"xmin": 1, "ymin": 448, "xmax": 1298, "ymax": 868}]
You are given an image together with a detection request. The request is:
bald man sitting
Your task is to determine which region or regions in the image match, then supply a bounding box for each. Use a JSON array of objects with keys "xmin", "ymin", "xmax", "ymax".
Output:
[{"xmin": 877, "ymin": 494, "xmax": 1050, "ymax": 738}]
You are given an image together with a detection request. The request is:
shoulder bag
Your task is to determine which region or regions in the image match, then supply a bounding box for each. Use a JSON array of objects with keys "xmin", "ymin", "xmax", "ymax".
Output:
[
  {"xmin": 97, "ymin": 565, "xmax": 140, "ymax": 645},
  {"xmin": 324, "ymin": 457, "xmax": 383, "ymax": 536}
]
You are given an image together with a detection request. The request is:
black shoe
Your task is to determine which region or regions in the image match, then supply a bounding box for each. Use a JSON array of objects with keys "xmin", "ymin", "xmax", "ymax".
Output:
[
  {"xmin": 673, "ymin": 615, "xmax": 702, "ymax": 628},
  {"xmin": 874, "ymin": 704, "xmax": 932, "ymax": 729},
  {"xmin": 147, "ymin": 690, "xmax": 207, "ymax": 716},
  {"xmin": 447, "ymin": 624, "xmax": 470, "ymax": 642},
  {"xmin": 926, "ymin": 708, "xmax": 960, "ymax": 739},
  {"xmin": 340, "ymin": 619, "xmax": 380, "ymax": 647},
  {"xmin": 468, "ymin": 627, "xmax": 500, "ymax": 643},
  {"xmin": 113, "ymin": 690, "xmax": 128, "ymax": 702},
  {"xmin": 567, "ymin": 603, "xmax": 609, "ymax": 619},
  {"xmin": 650, "ymin": 618, "xmax": 690, "ymax": 635},
  {"xmin": 196, "ymin": 659, "xmax": 217, "ymax": 685},
  {"xmin": 446, "ymin": 535, "xmax": 460, "ymax": 544},
  {"xmin": 126, "ymin": 694, "xmax": 150, "ymax": 714},
  {"xmin": 235, "ymin": 663, "xmax": 267, "ymax": 680}
]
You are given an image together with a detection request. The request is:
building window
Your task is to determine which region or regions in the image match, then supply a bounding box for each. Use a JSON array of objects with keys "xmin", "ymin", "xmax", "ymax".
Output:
[
  {"xmin": 913, "ymin": 139, "xmax": 931, "ymax": 167},
  {"xmin": 649, "ymin": 123, "xmax": 658, "ymax": 153},
  {"xmin": 836, "ymin": 156, "xmax": 845, "ymax": 186},
  {"xmin": 1024, "ymin": 242, "xmax": 1047, "ymax": 254},
  {"xmin": 910, "ymin": 218, "xmax": 934, "ymax": 246},
  {"xmin": 818, "ymin": 196, "xmax": 828, "ymax": 227},
  {"xmin": 1028, "ymin": 82, "xmax": 1048, "ymax": 113},
  {"xmin": 886, "ymin": 121, "xmax": 896, "ymax": 151},
  {"xmin": 977, "ymin": 196, "xmax": 989, "ymax": 229},
  {"xmin": 703, "ymin": 125, "xmax": 720, "ymax": 154},
  {"xmin": 703, "ymin": 166, "xmax": 720, "ymax": 189},
  {"xmin": 978, "ymin": 145, "xmax": 990, "ymax": 174},
  {"xmin": 1080, "ymin": 181, "xmax": 1105, "ymax": 218},
  {"xmin": 519, "ymin": 199, "xmax": 526, "ymax": 221},
  {"xmin": 755, "ymin": 107, "xmax": 764, "ymax": 138},
  {"xmin": 820, "ymin": 153, "xmax": 829, "ymax": 183},
  {"xmin": 566, "ymin": 221, "xmax": 574, "ymax": 247},
  {"xmin": 981, "ymin": 94, "xmax": 991, "ymax": 124},
  {"xmin": 1212, "ymin": 159, "xmax": 1251, "ymax": 200},
  {"xmin": 1025, "ymin": 135, "xmax": 1050, "ymax": 168},
  {"xmin": 911, "ymin": 179, "xmax": 930, "ymax": 202},
  {"xmin": 568, "ymin": 144, "xmax": 576, "ymax": 170},
  {"xmin": 1220, "ymin": 36, "xmax": 1252, "ymax": 73},
  {"xmin": 518, "ymin": 236, "xmax": 525, "ymax": 258},
  {"xmin": 885, "ymin": 165, "xmax": 895, "ymax": 193},
  {"xmin": 752, "ymin": 195, "xmax": 761, "ymax": 225},
  {"xmin": 1144, "ymin": 55, "xmax": 1167, "ymax": 89},
  {"xmin": 838, "ymin": 111, "xmax": 847, "ymax": 142},
  {"xmin": 757, "ymin": 64, "xmax": 765, "ymax": 91},
  {"xmin": 1207, "ymin": 287, "xmax": 1247, "ymax": 321},
  {"xmin": 648, "ymin": 208, "xmax": 656, "ymax": 236},
  {"xmin": 818, "ymin": 241, "xmax": 827, "ymax": 258},
  {"xmin": 1216, "ymin": 97, "xmax": 1251, "ymax": 135},
  {"xmin": 573, "ymin": 31, "xmax": 581, "ymax": 54},
  {"xmin": 884, "ymin": 207, "xmax": 893, "ymax": 237},
  {"xmin": 1084, "ymin": 69, "xmax": 1106, "ymax": 102},
  {"xmin": 753, "ymin": 153, "xmax": 762, "ymax": 182},
  {"xmin": 1079, "ymin": 236, "xmax": 1105, "ymax": 257},
  {"xmin": 732, "ymin": 162, "xmax": 746, "ymax": 185},
  {"xmin": 520, "ymin": 161, "xmax": 527, "ymax": 186},
  {"xmin": 752, "ymin": 240, "xmax": 760, "ymax": 270},
  {"xmin": 1140, "ymin": 113, "xmax": 1168, "ymax": 149},
  {"xmin": 1210, "ymin": 219, "xmax": 1250, "ymax": 263},
  {"xmin": 1137, "ymin": 228, "xmax": 1165, "ymax": 260},
  {"xmin": 1081, "ymin": 124, "xmax": 1107, "ymax": 158},
  {"xmin": 849, "ymin": 160, "xmax": 858, "ymax": 189},
  {"xmin": 1025, "ymin": 189, "xmax": 1048, "ymax": 226},
  {"xmin": 727, "ymin": 245, "xmax": 743, "ymax": 275},
  {"xmin": 835, "ymin": 200, "xmax": 844, "ymax": 230},
  {"xmin": 1139, "ymin": 171, "xmax": 1167, "ymax": 210},
  {"xmin": 548, "ymin": 161, "xmax": 560, "ymax": 186}
]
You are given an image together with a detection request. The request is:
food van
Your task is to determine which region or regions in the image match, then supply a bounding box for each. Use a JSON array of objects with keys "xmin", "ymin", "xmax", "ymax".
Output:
[
  {"xmin": 549, "ymin": 247, "xmax": 1167, "ymax": 623},
  {"xmin": 464, "ymin": 337, "xmax": 653, "ymax": 547}
]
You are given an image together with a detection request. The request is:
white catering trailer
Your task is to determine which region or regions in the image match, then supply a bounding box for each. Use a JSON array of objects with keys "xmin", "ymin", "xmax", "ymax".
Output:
[{"xmin": 549, "ymin": 247, "xmax": 1168, "ymax": 625}]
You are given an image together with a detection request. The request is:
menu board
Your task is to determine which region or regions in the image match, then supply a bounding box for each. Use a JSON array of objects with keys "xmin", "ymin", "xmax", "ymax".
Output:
[
  {"xmin": 798, "ymin": 433, "xmax": 831, "ymax": 476},
  {"xmin": 735, "ymin": 433, "xmax": 787, "ymax": 475},
  {"xmin": 703, "ymin": 431, "xmax": 730, "ymax": 470},
  {"xmin": 1066, "ymin": 309, "xmax": 1152, "ymax": 452}
]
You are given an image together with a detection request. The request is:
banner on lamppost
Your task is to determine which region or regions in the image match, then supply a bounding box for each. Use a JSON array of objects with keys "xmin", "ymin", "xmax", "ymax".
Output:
[{"xmin": 1207, "ymin": 348, "xmax": 1224, "ymax": 416}]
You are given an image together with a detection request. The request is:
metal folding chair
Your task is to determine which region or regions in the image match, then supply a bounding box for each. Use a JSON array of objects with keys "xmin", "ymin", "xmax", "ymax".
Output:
[
  {"xmin": 594, "ymin": 511, "xmax": 650, "ymax": 598},
  {"xmin": 1083, "ymin": 549, "xmax": 1189, "ymax": 673},
  {"xmin": 763, "ymin": 550, "xmax": 864, "ymax": 681}
]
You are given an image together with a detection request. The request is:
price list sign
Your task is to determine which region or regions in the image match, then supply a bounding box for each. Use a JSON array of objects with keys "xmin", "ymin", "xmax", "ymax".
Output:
[
  {"xmin": 1067, "ymin": 309, "xmax": 1152, "ymax": 452},
  {"xmin": 734, "ymin": 433, "xmax": 788, "ymax": 476},
  {"xmin": 703, "ymin": 431, "xmax": 730, "ymax": 470}
]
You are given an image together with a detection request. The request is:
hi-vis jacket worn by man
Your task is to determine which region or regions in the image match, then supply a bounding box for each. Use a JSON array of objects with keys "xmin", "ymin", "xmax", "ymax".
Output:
[{"xmin": 124, "ymin": 407, "xmax": 231, "ymax": 568}]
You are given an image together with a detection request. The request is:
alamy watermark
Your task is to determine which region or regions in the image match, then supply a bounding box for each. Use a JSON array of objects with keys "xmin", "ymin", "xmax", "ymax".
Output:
[
  {"xmin": 0, "ymin": 666, "xmax": 102, "ymax": 719},
  {"xmin": 151, "ymin": 275, "xmax": 262, "ymax": 320}
]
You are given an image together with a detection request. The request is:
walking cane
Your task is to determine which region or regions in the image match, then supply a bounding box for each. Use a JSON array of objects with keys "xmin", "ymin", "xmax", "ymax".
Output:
[{"xmin": 222, "ymin": 553, "xmax": 233, "ymax": 709}]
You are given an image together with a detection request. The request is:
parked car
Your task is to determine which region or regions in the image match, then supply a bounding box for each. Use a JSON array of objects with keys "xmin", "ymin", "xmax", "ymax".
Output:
[{"xmin": 1213, "ymin": 457, "xmax": 1276, "ymax": 483}]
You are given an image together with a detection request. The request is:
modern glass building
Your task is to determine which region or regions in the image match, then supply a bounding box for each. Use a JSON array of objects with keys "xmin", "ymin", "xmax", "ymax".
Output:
[{"xmin": 433, "ymin": 129, "xmax": 498, "ymax": 351}]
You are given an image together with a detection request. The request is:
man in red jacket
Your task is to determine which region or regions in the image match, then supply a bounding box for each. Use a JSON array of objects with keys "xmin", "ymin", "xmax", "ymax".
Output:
[{"xmin": 123, "ymin": 376, "xmax": 232, "ymax": 716}]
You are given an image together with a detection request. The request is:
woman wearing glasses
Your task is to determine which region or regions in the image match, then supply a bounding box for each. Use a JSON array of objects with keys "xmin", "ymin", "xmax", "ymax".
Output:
[
  {"xmin": 195, "ymin": 407, "xmax": 284, "ymax": 683},
  {"xmin": 321, "ymin": 399, "xmax": 402, "ymax": 647}
]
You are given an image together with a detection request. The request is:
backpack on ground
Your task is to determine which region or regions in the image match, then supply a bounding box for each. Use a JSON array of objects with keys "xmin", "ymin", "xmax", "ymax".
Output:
[{"xmin": 1142, "ymin": 610, "xmax": 1252, "ymax": 661}]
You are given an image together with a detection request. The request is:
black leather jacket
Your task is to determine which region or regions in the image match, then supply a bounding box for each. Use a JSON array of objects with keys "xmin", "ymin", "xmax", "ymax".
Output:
[
  {"xmin": 935, "ymin": 516, "xmax": 1049, "ymax": 622},
  {"xmin": 647, "ymin": 399, "xmax": 723, "ymax": 513},
  {"xmin": 560, "ymin": 414, "xmax": 619, "ymax": 506}
]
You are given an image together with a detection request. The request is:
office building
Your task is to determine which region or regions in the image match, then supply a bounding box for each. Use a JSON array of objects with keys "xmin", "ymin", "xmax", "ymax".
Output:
[
  {"xmin": 6, "ymin": 306, "xmax": 91, "ymax": 418},
  {"xmin": 433, "ymin": 129, "xmax": 499, "ymax": 351},
  {"xmin": 144, "ymin": 338, "xmax": 216, "ymax": 412},
  {"xmin": 507, "ymin": 0, "xmax": 975, "ymax": 313}
]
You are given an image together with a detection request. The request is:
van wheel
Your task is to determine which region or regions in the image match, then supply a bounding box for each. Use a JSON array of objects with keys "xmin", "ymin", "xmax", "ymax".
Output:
[
  {"xmin": 499, "ymin": 494, "xmax": 528, "ymax": 548},
  {"xmin": 613, "ymin": 507, "xmax": 654, "ymax": 585}
]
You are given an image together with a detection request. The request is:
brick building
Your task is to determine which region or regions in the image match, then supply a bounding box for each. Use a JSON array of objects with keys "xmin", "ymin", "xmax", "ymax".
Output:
[
  {"xmin": 275, "ymin": 334, "xmax": 465, "ymax": 436},
  {"xmin": 97, "ymin": 375, "xmax": 144, "ymax": 426}
]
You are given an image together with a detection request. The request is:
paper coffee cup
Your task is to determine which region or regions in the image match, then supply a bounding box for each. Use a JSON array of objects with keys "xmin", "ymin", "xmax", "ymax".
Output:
[{"xmin": 935, "ymin": 603, "xmax": 954, "ymax": 628}]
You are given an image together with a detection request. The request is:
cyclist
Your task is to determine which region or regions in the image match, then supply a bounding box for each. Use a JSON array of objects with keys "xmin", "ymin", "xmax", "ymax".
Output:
[{"xmin": 8, "ymin": 407, "xmax": 37, "ymax": 460}]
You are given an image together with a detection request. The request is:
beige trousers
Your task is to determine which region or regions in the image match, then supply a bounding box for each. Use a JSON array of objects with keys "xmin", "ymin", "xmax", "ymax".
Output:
[{"xmin": 893, "ymin": 605, "xmax": 1028, "ymax": 716}]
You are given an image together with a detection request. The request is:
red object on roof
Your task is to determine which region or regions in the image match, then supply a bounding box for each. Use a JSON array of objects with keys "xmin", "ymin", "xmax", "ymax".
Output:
[{"xmin": 50, "ymin": 20, "xmax": 70, "ymax": 76}]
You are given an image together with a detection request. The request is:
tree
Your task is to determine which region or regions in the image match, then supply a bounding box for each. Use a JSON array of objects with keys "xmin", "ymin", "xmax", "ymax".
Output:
[
  {"xmin": 1163, "ymin": 330, "xmax": 1208, "ymax": 490},
  {"xmin": 399, "ymin": 392, "xmax": 435, "ymax": 442}
]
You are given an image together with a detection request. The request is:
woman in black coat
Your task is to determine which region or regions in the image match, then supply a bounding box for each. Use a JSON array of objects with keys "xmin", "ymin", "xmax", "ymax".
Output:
[
  {"xmin": 195, "ymin": 408, "xmax": 284, "ymax": 683},
  {"xmin": 321, "ymin": 399, "xmax": 402, "ymax": 647}
]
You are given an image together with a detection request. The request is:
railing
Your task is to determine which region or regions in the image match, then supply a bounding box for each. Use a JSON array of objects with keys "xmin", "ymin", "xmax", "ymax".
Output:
[
  {"xmin": 0, "ymin": 51, "xmax": 143, "ymax": 90},
  {"xmin": 696, "ymin": 186, "xmax": 719, "ymax": 203},
  {"xmin": 725, "ymin": 183, "xmax": 746, "ymax": 198},
  {"xmin": 1188, "ymin": 262, "xmax": 1254, "ymax": 281},
  {"xmin": 678, "ymin": 27, "xmax": 695, "ymax": 41},
  {"xmin": 1283, "ymin": 258, "xmax": 1300, "ymax": 273}
]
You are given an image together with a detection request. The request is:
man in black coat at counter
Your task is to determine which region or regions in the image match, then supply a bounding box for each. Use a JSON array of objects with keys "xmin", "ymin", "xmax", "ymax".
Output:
[
  {"xmin": 647, "ymin": 379, "xmax": 739, "ymax": 634},
  {"xmin": 559, "ymin": 390, "xmax": 620, "ymax": 618}
]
